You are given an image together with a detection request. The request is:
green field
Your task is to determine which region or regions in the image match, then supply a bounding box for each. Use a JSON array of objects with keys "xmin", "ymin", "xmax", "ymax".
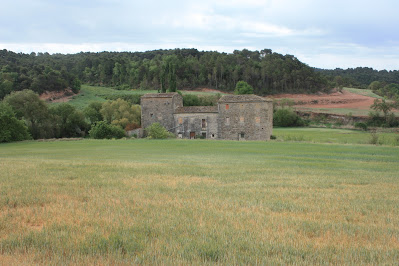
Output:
[
  {"xmin": 273, "ymin": 127, "xmax": 399, "ymax": 146},
  {"xmin": 59, "ymin": 85, "xmax": 158, "ymax": 109},
  {"xmin": 62, "ymin": 85, "xmax": 226, "ymax": 109},
  {"xmin": 1, "ymin": 130, "xmax": 399, "ymax": 264}
]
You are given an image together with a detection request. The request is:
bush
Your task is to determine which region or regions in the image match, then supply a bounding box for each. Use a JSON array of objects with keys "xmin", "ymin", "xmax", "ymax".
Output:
[
  {"xmin": 354, "ymin": 122, "xmax": 368, "ymax": 131},
  {"xmin": 368, "ymin": 132, "xmax": 379, "ymax": 145},
  {"xmin": 366, "ymin": 111, "xmax": 384, "ymax": 127},
  {"xmin": 89, "ymin": 121, "xmax": 126, "ymax": 139},
  {"xmin": 145, "ymin": 123, "xmax": 174, "ymax": 139},
  {"xmin": 273, "ymin": 108, "xmax": 304, "ymax": 127}
]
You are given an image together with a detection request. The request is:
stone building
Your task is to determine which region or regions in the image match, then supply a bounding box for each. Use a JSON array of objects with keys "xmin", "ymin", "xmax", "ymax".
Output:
[
  {"xmin": 140, "ymin": 93, "xmax": 273, "ymax": 140},
  {"xmin": 140, "ymin": 93, "xmax": 183, "ymax": 130}
]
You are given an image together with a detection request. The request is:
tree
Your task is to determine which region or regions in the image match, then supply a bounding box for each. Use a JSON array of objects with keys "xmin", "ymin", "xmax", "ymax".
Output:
[
  {"xmin": 0, "ymin": 102, "xmax": 31, "ymax": 142},
  {"xmin": 84, "ymin": 101, "xmax": 104, "ymax": 125},
  {"xmin": 4, "ymin": 90, "xmax": 56, "ymax": 139},
  {"xmin": 234, "ymin": 81, "xmax": 254, "ymax": 95},
  {"xmin": 50, "ymin": 103, "xmax": 88, "ymax": 138},
  {"xmin": 100, "ymin": 98, "xmax": 141, "ymax": 129},
  {"xmin": 371, "ymin": 98, "xmax": 394, "ymax": 119},
  {"xmin": 368, "ymin": 81, "xmax": 382, "ymax": 92}
]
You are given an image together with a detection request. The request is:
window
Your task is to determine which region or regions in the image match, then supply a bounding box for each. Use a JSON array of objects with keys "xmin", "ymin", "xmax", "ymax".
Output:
[
  {"xmin": 202, "ymin": 119, "xmax": 206, "ymax": 128},
  {"xmin": 150, "ymin": 113, "xmax": 153, "ymax": 117},
  {"xmin": 225, "ymin": 104, "xmax": 229, "ymax": 110},
  {"xmin": 202, "ymin": 132, "xmax": 206, "ymax": 138},
  {"xmin": 226, "ymin": 117, "xmax": 230, "ymax": 125},
  {"xmin": 178, "ymin": 117, "xmax": 183, "ymax": 124}
]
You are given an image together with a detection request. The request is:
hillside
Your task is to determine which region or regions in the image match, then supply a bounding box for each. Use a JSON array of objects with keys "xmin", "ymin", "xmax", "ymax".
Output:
[
  {"xmin": 1, "ymin": 48, "xmax": 330, "ymax": 100},
  {"xmin": 271, "ymin": 88, "xmax": 388, "ymax": 116}
]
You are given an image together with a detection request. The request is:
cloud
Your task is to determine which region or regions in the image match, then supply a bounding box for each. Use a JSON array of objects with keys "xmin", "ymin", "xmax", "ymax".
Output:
[{"xmin": 1, "ymin": 0, "xmax": 399, "ymax": 70}]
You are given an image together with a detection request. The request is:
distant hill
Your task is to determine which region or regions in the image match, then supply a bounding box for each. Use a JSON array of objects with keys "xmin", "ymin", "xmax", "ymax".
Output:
[
  {"xmin": 1, "ymin": 48, "xmax": 329, "ymax": 99},
  {"xmin": 1, "ymin": 48, "xmax": 398, "ymax": 101},
  {"xmin": 316, "ymin": 67, "xmax": 399, "ymax": 89}
]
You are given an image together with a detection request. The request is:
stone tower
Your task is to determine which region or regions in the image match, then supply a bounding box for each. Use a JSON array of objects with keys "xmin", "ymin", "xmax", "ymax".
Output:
[{"xmin": 140, "ymin": 93, "xmax": 183, "ymax": 131}]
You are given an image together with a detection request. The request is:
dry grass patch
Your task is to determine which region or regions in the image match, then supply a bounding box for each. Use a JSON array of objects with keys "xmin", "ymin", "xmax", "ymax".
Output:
[{"xmin": 0, "ymin": 139, "xmax": 398, "ymax": 264}]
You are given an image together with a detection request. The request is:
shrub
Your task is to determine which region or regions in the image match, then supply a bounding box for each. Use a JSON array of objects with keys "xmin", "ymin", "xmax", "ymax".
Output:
[
  {"xmin": 368, "ymin": 132, "xmax": 379, "ymax": 145},
  {"xmin": 354, "ymin": 122, "xmax": 368, "ymax": 131},
  {"xmin": 273, "ymin": 108, "xmax": 304, "ymax": 127},
  {"xmin": 89, "ymin": 121, "xmax": 126, "ymax": 139},
  {"xmin": 145, "ymin": 123, "xmax": 174, "ymax": 139},
  {"xmin": 366, "ymin": 111, "xmax": 384, "ymax": 127}
]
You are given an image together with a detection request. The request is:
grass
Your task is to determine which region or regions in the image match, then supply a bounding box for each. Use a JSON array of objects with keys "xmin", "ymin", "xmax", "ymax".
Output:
[
  {"xmin": 60, "ymin": 85, "xmax": 226, "ymax": 109},
  {"xmin": 343, "ymin": 87, "xmax": 383, "ymax": 99},
  {"xmin": 58, "ymin": 85, "xmax": 158, "ymax": 109},
  {"xmin": 273, "ymin": 127, "xmax": 399, "ymax": 145},
  {"xmin": 0, "ymin": 135, "xmax": 398, "ymax": 264}
]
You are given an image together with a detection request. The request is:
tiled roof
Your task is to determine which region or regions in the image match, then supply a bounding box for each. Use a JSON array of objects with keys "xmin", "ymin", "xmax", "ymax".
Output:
[
  {"xmin": 175, "ymin": 106, "xmax": 218, "ymax": 113},
  {"xmin": 218, "ymin": 94, "xmax": 271, "ymax": 103},
  {"xmin": 141, "ymin": 93, "xmax": 180, "ymax": 98}
]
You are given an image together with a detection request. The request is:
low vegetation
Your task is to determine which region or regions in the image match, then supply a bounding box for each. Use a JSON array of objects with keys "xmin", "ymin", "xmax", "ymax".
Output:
[
  {"xmin": 0, "ymin": 137, "xmax": 398, "ymax": 264},
  {"xmin": 145, "ymin": 122, "xmax": 174, "ymax": 139}
]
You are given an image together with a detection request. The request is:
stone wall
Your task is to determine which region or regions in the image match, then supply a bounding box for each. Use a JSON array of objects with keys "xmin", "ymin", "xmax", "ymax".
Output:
[
  {"xmin": 141, "ymin": 93, "xmax": 183, "ymax": 132},
  {"xmin": 141, "ymin": 93, "xmax": 273, "ymax": 141},
  {"xmin": 173, "ymin": 113, "xmax": 219, "ymax": 139},
  {"xmin": 218, "ymin": 98, "xmax": 273, "ymax": 141}
]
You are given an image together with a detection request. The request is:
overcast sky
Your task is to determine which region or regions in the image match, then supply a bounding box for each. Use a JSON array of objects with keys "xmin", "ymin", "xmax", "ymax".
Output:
[{"xmin": 1, "ymin": 0, "xmax": 398, "ymax": 70}]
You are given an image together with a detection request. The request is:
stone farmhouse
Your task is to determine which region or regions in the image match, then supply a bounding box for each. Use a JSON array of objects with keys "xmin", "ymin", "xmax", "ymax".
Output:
[{"xmin": 140, "ymin": 93, "xmax": 273, "ymax": 140}]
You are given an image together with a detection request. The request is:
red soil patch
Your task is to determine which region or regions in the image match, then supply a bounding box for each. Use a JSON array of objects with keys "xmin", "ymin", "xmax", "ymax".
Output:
[
  {"xmin": 270, "ymin": 90, "xmax": 376, "ymax": 110},
  {"xmin": 39, "ymin": 88, "xmax": 75, "ymax": 103}
]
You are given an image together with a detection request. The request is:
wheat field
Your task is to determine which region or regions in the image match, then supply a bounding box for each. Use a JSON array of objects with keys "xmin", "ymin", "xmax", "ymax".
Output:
[{"xmin": 0, "ymin": 137, "xmax": 398, "ymax": 264}]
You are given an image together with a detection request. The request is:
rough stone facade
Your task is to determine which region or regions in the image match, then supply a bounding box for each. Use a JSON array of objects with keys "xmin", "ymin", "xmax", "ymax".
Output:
[
  {"xmin": 141, "ymin": 93, "xmax": 183, "ymax": 131},
  {"xmin": 174, "ymin": 106, "xmax": 219, "ymax": 139},
  {"xmin": 218, "ymin": 95, "xmax": 273, "ymax": 141},
  {"xmin": 141, "ymin": 93, "xmax": 273, "ymax": 140}
]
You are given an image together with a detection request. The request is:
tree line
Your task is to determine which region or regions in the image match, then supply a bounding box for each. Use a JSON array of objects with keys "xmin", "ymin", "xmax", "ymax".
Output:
[
  {"xmin": 0, "ymin": 89, "xmax": 141, "ymax": 142},
  {"xmin": 318, "ymin": 67, "xmax": 399, "ymax": 90},
  {"xmin": 1, "ymin": 48, "xmax": 333, "ymax": 99}
]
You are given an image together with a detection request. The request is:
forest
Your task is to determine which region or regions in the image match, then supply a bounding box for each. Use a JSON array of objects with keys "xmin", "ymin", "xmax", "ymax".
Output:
[
  {"xmin": 0, "ymin": 48, "xmax": 332, "ymax": 99},
  {"xmin": 2, "ymin": 48, "xmax": 399, "ymax": 100},
  {"xmin": 318, "ymin": 67, "xmax": 399, "ymax": 90}
]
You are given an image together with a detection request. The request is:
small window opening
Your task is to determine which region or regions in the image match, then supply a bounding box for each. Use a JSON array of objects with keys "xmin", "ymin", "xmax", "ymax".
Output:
[
  {"xmin": 150, "ymin": 113, "xmax": 153, "ymax": 117},
  {"xmin": 226, "ymin": 117, "xmax": 230, "ymax": 125},
  {"xmin": 225, "ymin": 104, "xmax": 229, "ymax": 110},
  {"xmin": 202, "ymin": 132, "xmax": 206, "ymax": 138},
  {"xmin": 202, "ymin": 119, "xmax": 206, "ymax": 128}
]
